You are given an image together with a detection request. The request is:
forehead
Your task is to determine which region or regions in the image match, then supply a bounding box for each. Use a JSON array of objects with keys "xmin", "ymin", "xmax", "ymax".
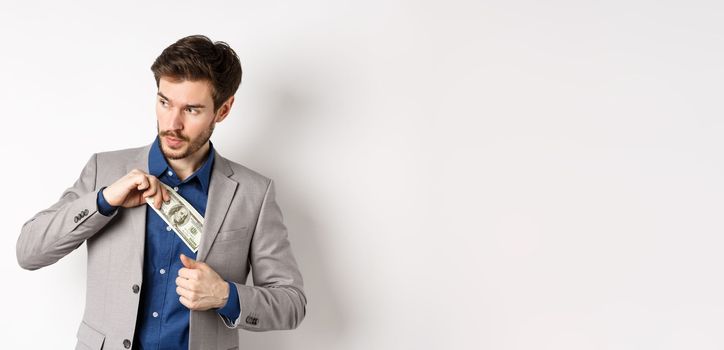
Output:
[{"xmin": 158, "ymin": 76, "xmax": 213, "ymax": 103}]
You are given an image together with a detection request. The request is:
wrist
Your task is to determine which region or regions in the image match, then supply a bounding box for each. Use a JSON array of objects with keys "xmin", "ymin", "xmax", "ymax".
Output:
[
  {"xmin": 97, "ymin": 187, "xmax": 119, "ymax": 216},
  {"xmin": 217, "ymin": 280, "xmax": 230, "ymax": 308},
  {"xmin": 215, "ymin": 280, "xmax": 241, "ymax": 320},
  {"xmin": 102, "ymin": 187, "xmax": 117, "ymax": 207}
]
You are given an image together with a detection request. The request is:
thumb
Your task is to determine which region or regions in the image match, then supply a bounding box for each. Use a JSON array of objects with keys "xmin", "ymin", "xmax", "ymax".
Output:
[{"xmin": 180, "ymin": 254, "xmax": 199, "ymax": 269}]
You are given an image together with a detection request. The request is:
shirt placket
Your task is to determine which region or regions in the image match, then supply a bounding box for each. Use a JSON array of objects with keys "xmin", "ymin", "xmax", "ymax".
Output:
[{"xmin": 155, "ymin": 173, "xmax": 182, "ymax": 345}]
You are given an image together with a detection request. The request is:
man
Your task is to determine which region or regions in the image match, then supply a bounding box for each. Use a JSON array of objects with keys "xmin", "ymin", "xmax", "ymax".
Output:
[{"xmin": 16, "ymin": 35, "xmax": 307, "ymax": 350}]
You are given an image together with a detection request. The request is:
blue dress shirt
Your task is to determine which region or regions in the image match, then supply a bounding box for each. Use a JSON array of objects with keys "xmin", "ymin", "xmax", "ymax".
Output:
[{"xmin": 96, "ymin": 136, "xmax": 240, "ymax": 349}]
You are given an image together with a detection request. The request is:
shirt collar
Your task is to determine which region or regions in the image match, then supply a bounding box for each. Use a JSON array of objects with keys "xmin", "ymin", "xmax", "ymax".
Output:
[{"xmin": 148, "ymin": 135, "xmax": 215, "ymax": 193}]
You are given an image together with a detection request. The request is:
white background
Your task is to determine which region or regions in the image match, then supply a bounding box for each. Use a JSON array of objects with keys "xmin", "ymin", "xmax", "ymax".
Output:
[{"xmin": 2, "ymin": 0, "xmax": 724, "ymax": 349}]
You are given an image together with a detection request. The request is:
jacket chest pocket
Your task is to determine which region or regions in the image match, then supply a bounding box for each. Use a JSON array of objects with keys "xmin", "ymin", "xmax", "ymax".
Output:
[
  {"xmin": 208, "ymin": 230, "xmax": 252, "ymax": 281},
  {"xmin": 215, "ymin": 226, "xmax": 250, "ymax": 242}
]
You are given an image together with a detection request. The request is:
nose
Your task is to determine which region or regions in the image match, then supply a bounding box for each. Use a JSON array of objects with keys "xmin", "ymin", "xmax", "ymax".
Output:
[{"xmin": 165, "ymin": 108, "xmax": 184, "ymax": 131}]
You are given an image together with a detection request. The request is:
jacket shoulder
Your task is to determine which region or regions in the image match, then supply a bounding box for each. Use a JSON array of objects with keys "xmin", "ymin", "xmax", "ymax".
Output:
[
  {"xmin": 94, "ymin": 145, "xmax": 147, "ymax": 162},
  {"xmin": 223, "ymin": 157, "xmax": 273, "ymax": 189}
]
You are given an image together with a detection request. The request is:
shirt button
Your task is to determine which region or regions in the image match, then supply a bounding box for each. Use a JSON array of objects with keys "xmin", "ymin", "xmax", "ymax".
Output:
[
  {"xmin": 167, "ymin": 170, "xmax": 173, "ymax": 176},
  {"xmin": 160, "ymin": 269, "xmax": 166, "ymax": 275},
  {"xmin": 123, "ymin": 339, "xmax": 131, "ymax": 348},
  {"xmin": 173, "ymin": 186, "xmax": 179, "ymax": 191},
  {"xmin": 166, "ymin": 226, "xmax": 172, "ymax": 231},
  {"xmin": 152, "ymin": 311, "xmax": 159, "ymax": 318},
  {"xmin": 132, "ymin": 284, "xmax": 140, "ymax": 294}
]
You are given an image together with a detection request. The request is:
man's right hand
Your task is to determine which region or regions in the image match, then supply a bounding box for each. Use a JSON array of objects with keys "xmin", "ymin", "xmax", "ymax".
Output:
[{"xmin": 102, "ymin": 169, "xmax": 170, "ymax": 209}]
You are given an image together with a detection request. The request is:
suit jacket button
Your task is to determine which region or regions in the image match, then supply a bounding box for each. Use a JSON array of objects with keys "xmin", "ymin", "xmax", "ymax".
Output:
[
  {"xmin": 123, "ymin": 339, "xmax": 131, "ymax": 348},
  {"xmin": 132, "ymin": 284, "xmax": 140, "ymax": 293}
]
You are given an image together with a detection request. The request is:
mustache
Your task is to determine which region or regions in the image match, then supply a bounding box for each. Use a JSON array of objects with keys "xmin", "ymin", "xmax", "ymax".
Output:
[{"xmin": 159, "ymin": 130, "xmax": 189, "ymax": 142}]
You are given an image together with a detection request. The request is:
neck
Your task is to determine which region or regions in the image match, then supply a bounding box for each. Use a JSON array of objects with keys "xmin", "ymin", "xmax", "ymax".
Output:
[{"xmin": 167, "ymin": 142, "xmax": 210, "ymax": 181}]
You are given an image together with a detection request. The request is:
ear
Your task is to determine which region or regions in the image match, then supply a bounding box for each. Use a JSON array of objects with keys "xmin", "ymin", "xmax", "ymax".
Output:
[{"xmin": 214, "ymin": 96, "xmax": 235, "ymax": 123}]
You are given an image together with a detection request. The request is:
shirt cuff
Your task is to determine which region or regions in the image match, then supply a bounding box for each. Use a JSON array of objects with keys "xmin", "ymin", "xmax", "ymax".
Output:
[
  {"xmin": 216, "ymin": 281, "xmax": 241, "ymax": 323},
  {"xmin": 96, "ymin": 186, "xmax": 119, "ymax": 217}
]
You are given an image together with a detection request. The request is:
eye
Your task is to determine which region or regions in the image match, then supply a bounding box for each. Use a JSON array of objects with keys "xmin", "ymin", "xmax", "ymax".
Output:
[
  {"xmin": 159, "ymin": 99, "xmax": 168, "ymax": 107},
  {"xmin": 186, "ymin": 107, "xmax": 198, "ymax": 114}
]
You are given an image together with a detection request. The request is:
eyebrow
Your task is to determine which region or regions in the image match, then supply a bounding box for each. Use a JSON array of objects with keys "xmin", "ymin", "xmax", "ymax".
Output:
[{"xmin": 157, "ymin": 92, "xmax": 207, "ymax": 109}]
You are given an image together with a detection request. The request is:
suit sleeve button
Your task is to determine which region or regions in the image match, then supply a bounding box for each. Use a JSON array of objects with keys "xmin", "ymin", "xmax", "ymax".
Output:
[{"xmin": 132, "ymin": 284, "xmax": 140, "ymax": 293}]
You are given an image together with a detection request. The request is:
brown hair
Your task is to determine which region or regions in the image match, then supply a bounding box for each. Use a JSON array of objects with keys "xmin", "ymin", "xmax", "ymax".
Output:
[{"xmin": 151, "ymin": 35, "xmax": 242, "ymax": 113}]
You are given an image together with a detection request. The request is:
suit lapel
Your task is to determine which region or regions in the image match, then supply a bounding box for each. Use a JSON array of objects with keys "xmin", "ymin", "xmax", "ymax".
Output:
[
  {"xmin": 126, "ymin": 144, "xmax": 152, "ymax": 270},
  {"xmin": 196, "ymin": 150, "xmax": 237, "ymax": 262}
]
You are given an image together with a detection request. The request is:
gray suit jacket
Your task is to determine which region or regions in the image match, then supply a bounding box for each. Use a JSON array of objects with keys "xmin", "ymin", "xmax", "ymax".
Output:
[{"xmin": 16, "ymin": 142, "xmax": 307, "ymax": 350}]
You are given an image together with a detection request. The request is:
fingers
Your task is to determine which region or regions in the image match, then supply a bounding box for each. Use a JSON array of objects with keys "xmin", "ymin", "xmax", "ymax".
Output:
[
  {"xmin": 178, "ymin": 267, "xmax": 199, "ymax": 280},
  {"xmin": 140, "ymin": 175, "xmax": 165, "ymax": 209},
  {"xmin": 141, "ymin": 175, "xmax": 157, "ymax": 197},
  {"xmin": 161, "ymin": 183, "xmax": 170, "ymax": 203},
  {"xmin": 179, "ymin": 295, "xmax": 197, "ymax": 310},
  {"xmin": 180, "ymin": 253, "xmax": 201, "ymax": 269},
  {"xmin": 177, "ymin": 285, "xmax": 207, "ymax": 310},
  {"xmin": 135, "ymin": 173, "xmax": 150, "ymax": 191},
  {"xmin": 151, "ymin": 178, "xmax": 164, "ymax": 209},
  {"xmin": 177, "ymin": 286, "xmax": 194, "ymax": 300},
  {"xmin": 175, "ymin": 276, "xmax": 195, "ymax": 290},
  {"xmin": 111, "ymin": 169, "xmax": 170, "ymax": 208},
  {"xmin": 176, "ymin": 282, "xmax": 201, "ymax": 310},
  {"xmin": 175, "ymin": 266, "xmax": 223, "ymax": 311}
]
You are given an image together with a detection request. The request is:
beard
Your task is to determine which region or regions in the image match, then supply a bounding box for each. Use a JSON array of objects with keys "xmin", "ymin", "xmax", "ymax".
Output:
[{"xmin": 157, "ymin": 121, "xmax": 215, "ymax": 160}]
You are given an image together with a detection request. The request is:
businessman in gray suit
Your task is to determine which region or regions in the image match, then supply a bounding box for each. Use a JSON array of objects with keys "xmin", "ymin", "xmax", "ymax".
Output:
[{"xmin": 16, "ymin": 35, "xmax": 307, "ymax": 350}]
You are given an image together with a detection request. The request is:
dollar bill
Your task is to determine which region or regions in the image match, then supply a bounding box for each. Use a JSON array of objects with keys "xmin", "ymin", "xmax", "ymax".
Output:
[{"xmin": 145, "ymin": 182, "xmax": 205, "ymax": 253}]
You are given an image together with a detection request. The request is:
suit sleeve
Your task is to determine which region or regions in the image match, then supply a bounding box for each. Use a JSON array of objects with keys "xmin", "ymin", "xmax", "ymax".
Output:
[
  {"xmin": 218, "ymin": 179, "xmax": 307, "ymax": 331},
  {"xmin": 216, "ymin": 280, "xmax": 241, "ymax": 323},
  {"xmin": 16, "ymin": 153, "xmax": 118, "ymax": 270}
]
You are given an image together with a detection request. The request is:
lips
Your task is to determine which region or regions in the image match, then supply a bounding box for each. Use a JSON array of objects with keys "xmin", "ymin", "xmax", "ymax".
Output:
[{"xmin": 165, "ymin": 136, "xmax": 185, "ymax": 147}]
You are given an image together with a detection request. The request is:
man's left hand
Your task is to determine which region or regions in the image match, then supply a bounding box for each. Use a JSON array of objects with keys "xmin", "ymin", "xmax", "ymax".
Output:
[{"xmin": 176, "ymin": 254, "xmax": 230, "ymax": 311}]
